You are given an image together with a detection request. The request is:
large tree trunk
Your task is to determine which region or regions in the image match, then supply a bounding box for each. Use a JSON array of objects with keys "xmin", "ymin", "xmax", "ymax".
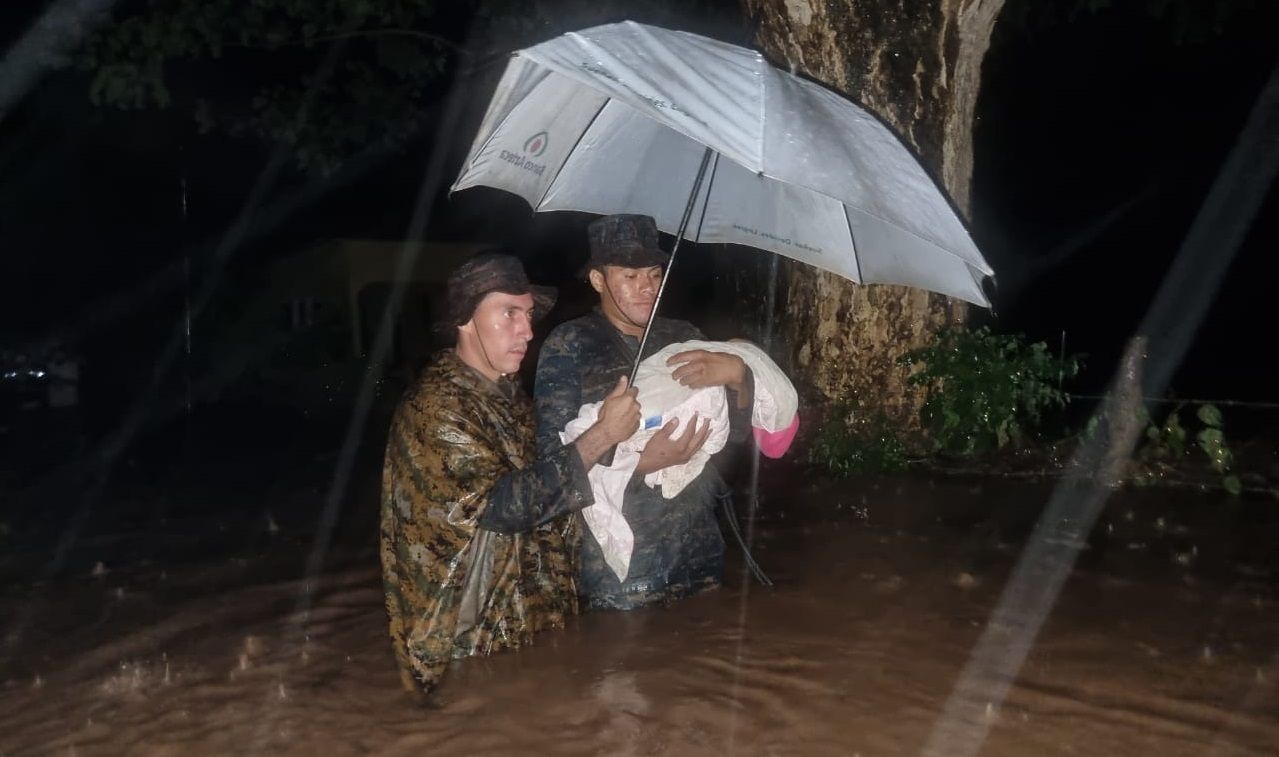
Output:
[{"xmin": 740, "ymin": 0, "xmax": 1004, "ymax": 435}]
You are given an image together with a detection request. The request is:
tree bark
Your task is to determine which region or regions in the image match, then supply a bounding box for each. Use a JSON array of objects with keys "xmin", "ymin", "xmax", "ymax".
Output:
[{"xmin": 740, "ymin": 0, "xmax": 1004, "ymax": 435}]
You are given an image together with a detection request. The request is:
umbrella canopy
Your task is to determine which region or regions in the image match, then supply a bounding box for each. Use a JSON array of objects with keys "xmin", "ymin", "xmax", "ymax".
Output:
[{"xmin": 452, "ymin": 21, "xmax": 994, "ymax": 307}]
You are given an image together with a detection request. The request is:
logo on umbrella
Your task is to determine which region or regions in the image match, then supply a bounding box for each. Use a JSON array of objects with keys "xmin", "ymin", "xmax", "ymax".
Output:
[
  {"xmin": 523, "ymin": 131, "xmax": 549, "ymax": 157},
  {"xmin": 500, "ymin": 131, "xmax": 548, "ymax": 177}
]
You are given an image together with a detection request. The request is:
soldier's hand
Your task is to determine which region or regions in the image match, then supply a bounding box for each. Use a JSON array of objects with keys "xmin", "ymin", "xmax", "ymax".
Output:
[
  {"xmin": 668, "ymin": 350, "xmax": 747, "ymax": 392},
  {"xmin": 596, "ymin": 375, "xmax": 641, "ymax": 445},
  {"xmin": 636, "ymin": 413, "xmax": 712, "ymax": 475}
]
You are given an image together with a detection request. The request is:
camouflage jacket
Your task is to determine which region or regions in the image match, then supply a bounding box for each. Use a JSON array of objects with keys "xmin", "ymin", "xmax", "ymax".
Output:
[
  {"xmin": 380, "ymin": 350, "xmax": 592, "ymax": 695},
  {"xmin": 534, "ymin": 309, "xmax": 751, "ymax": 610}
]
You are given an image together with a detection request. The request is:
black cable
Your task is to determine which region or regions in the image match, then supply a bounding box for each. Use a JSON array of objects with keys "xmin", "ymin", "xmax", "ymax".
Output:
[{"xmin": 717, "ymin": 491, "xmax": 772, "ymax": 586}]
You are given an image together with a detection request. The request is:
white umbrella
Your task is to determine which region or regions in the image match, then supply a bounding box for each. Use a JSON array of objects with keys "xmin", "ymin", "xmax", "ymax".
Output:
[{"xmin": 452, "ymin": 20, "xmax": 994, "ymax": 328}]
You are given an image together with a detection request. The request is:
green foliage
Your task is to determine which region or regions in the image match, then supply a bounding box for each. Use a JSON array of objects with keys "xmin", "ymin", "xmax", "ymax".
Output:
[
  {"xmin": 900, "ymin": 327, "xmax": 1080, "ymax": 456},
  {"xmin": 1143, "ymin": 405, "xmax": 1185, "ymax": 459},
  {"xmin": 1195, "ymin": 404, "xmax": 1240, "ymax": 495},
  {"xmin": 807, "ymin": 404, "xmax": 909, "ymax": 476},
  {"xmin": 1139, "ymin": 403, "xmax": 1241, "ymax": 495}
]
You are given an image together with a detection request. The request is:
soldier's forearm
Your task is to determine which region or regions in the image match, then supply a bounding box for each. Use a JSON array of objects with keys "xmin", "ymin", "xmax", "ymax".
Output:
[
  {"xmin": 477, "ymin": 447, "xmax": 592, "ymax": 533},
  {"xmin": 573, "ymin": 424, "xmax": 616, "ymax": 469}
]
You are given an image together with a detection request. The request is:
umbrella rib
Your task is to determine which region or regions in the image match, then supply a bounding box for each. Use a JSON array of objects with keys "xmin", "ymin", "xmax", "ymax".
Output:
[
  {"xmin": 688, "ymin": 149, "xmax": 990, "ymax": 272},
  {"xmin": 845, "ymin": 200, "xmax": 992, "ymax": 276},
  {"xmin": 844, "ymin": 203, "xmax": 864, "ymax": 285},
  {"xmin": 525, "ymin": 30, "xmax": 755, "ymax": 170},
  {"xmin": 693, "ymin": 152, "xmax": 722, "ymax": 243},
  {"xmin": 533, "ymin": 96, "xmax": 612, "ymax": 210},
  {"xmin": 756, "ymin": 51, "xmax": 767, "ymax": 171}
]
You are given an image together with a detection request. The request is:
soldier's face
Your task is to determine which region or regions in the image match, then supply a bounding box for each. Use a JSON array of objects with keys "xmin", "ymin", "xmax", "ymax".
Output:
[
  {"xmin": 591, "ymin": 265, "xmax": 663, "ymax": 335},
  {"xmin": 458, "ymin": 291, "xmax": 536, "ymax": 379}
]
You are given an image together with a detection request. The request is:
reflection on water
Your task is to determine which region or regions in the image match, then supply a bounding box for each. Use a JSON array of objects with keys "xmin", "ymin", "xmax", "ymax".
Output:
[{"xmin": 0, "ymin": 479, "xmax": 1275, "ymax": 755}]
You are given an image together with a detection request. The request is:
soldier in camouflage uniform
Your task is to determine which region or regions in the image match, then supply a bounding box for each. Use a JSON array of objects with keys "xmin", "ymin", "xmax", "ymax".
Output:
[
  {"xmin": 535, "ymin": 215, "xmax": 755, "ymax": 611},
  {"xmin": 380, "ymin": 253, "xmax": 640, "ymax": 695}
]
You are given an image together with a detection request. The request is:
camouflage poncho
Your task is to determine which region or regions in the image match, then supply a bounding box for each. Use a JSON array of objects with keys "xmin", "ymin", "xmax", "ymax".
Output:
[{"xmin": 380, "ymin": 350, "xmax": 592, "ymax": 695}]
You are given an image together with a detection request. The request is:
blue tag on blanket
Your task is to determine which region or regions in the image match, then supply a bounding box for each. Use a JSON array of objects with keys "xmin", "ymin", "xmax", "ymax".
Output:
[{"xmin": 643, "ymin": 415, "xmax": 663, "ymax": 430}]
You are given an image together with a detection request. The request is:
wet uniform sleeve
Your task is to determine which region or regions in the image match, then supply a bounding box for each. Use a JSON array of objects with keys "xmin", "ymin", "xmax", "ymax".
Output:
[
  {"xmin": 423, "ymin": 408, "xmax": 593, "ymax": 535},
  {"xmin": 479, "ymin": 442, "xmax": 593, "ymax": 534},
  {"xmin": 724, "ymin": 367, "xmax": 755, "ymax": 444},
  {"xmin": 533, "ymin": 327, "xmax": 584, "ymax": 460}
]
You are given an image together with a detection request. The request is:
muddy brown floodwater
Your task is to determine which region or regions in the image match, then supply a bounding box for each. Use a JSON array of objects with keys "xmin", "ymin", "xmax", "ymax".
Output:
[{"xmin": 1, "ymin": 475, "xmax": 1276, "ymax": 755}]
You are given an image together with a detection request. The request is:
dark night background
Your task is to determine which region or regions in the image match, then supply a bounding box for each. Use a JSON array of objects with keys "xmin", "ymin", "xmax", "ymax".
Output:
[
  {"xmin": 1, "ymin": 0, "xmax": 1276, "ymax": 483},
  {"xmin": 4, "ymin": 4, "xmax": 1279, "ymax": 749}
]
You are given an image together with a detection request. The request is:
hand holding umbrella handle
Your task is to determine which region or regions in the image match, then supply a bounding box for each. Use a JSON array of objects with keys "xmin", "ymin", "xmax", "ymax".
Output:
[{"xmin": 574, "ymin": 376, "xmax": 641, "ymax": 468}]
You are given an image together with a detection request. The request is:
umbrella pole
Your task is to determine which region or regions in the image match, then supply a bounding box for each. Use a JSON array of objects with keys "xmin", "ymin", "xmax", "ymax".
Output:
[
  {"xmin": 738, "ymin": 251, "xmax": 781, "ymax": 586},
  {"xmin": 628, "ymin": 147, "xmax": 715, "ymax": 384}
]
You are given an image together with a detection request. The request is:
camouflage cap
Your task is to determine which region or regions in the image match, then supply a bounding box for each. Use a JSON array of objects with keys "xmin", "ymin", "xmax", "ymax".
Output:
[
  {"xmin": 446, "ymin": 252, "xmax": 556, "ymax": 327},
  {"xmin": 586, "ymin": 214, "xmax": 669, "ymax": 271}
]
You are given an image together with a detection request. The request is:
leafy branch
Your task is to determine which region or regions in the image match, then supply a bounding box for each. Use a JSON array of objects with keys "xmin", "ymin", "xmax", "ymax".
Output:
[
  {"xmin": 1136, "ymin": 403, "xmax": 1242, "ymax": 495},
  {"xmin": 900, "ymin": 327, "xmax": 1081, "ymax": 456}
]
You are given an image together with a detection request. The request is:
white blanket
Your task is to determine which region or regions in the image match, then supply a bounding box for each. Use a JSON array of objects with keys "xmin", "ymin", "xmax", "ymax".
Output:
[{"xmin": 559, "ymin": 341, "xmax": 796, "ymax": 581}]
